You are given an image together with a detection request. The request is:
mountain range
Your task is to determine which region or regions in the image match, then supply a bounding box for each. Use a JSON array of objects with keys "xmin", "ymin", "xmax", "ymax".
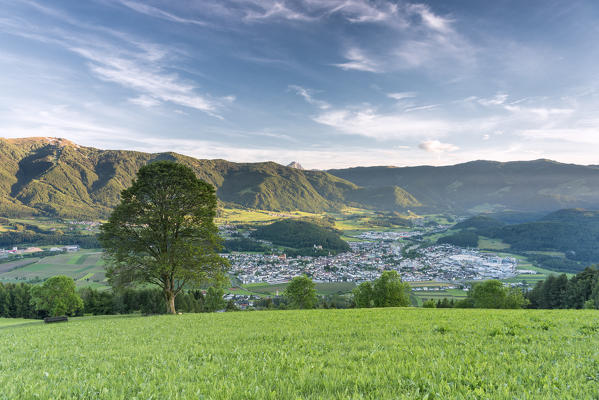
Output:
[{"xmin": 2, "ymin": 137, "xmax": 599, "ymax": 218}]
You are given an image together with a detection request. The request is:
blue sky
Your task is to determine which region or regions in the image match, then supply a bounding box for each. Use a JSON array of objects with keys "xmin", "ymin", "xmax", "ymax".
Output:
[{"xmin": 1, "ymin": 0, "xmax": 599, "ymax": 168}]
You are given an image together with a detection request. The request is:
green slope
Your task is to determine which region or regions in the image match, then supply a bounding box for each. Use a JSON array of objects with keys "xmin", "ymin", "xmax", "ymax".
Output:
[
  {"xmin": 1, "ymin": 309, "xmax": 598, "ymax": 399},
  {"xmin": 0, "ymin": 138, "xmax": 420, "ymax": 218}
]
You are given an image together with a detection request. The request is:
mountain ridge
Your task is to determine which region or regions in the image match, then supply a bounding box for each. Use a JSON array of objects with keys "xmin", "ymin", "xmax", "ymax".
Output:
[
  {"xmin": 0, "ymin": 137, "xmax": 420, "ymax": 218},
  {"xmin": 3, "ymin": 137, "xmax": 599, "ymax": 218}
]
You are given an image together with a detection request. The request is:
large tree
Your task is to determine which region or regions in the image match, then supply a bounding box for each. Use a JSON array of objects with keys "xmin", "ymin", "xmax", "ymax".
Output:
[
  {"xmin": 30, "ymin": 275, "xmax": 83, "ymax": 317},
  {"xmin": 99, "ymin": 161, "xmax": 229, "ymax": 314},
  {"xmin": 353, "ymin": 271, "xmax": 411, "ymax": 308},
  {"xmin": 469, "ymin": 279, "xmax": 529, "ymax": 309},
  {"xmin": 372, "ymin": 270, "xmax": 411, "ymax": 307},
  {"xmin": 284, "ymin": 275, "xmax": 317, "ymax": 309}
]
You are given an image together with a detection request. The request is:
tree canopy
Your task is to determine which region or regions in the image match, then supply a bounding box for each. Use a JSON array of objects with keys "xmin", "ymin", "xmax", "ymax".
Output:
[
  {"xmin": 353, "ymin": 271, "xmax": 411, "ymax": 308},
  {"xmin": 284, "ymin": 275, "xmax": 317, "ymax": 309},
  {"xmin": 468, "ymin": 280, "xmax": 528, "ymax": 309},
  {"xmin": 30, "ymin": 275, "xmax": 83, "ymax": 317},
  {"xmin": 99, "ymin": 161, "xmax": 229, "ymax": 314}
]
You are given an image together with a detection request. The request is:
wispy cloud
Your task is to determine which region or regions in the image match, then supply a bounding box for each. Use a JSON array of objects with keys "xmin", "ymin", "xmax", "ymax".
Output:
[
  {"xmin": 404, "ymin": 104, "xmax": 439, "ymax": 112},
  {"xmin": 313, "ymin": 106, "xmax": 453, "ymax": 140},
  {"xmin": 478, "ymin": 93, "xmax": 508, "ymax": 106},
  {"xmin": 128, "ymin": 95, "xmax": 161, "ymax": 107},
  {"xmin": 288, "ymin": 85, "xmax": 330, "ymax": 109},
  {"xmin": 0, "ymin": 2, "xmax": 232, "ymax": 118},
  {"xmin": 117, "ymin": 0, "xmax": 208, "ymax": 26},
  {"xmin": 387, "ymin": 91, "xmax": 417, "ymax": 101},
  {"xmin": 333, "ymin": 48, "xmax": 380, "ymax": 72},
  {"xmin": 332, "ymin": 2, "xmax": 474, "ymax": 74},
  {"xmin": 407, "ymin": 4, "xmax": 453, "ymax": 33}
]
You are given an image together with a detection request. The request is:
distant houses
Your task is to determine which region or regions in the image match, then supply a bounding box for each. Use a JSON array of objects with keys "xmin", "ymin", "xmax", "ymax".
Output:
[{"xmin": 0, "ymin": 245, "xmax": 79, "ymax": 256}]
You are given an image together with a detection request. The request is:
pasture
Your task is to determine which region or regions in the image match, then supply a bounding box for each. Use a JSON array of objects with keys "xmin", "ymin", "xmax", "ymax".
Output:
[
  {"xmin": 0, "ymin": 250, "xmax": 107, "ymax": 287},
  {"xmin": 1, "ymin": 308, "xmax": 598, "ymax": 399}
]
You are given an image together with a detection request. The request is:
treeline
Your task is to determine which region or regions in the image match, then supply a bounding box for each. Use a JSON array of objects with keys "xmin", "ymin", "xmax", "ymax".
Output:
[
  {"xmin": 526, "ymin": 266, "xmax": 599, "ymax": 309},
  {"xmin": 421, "ymin": 280, "xmax": 529, "ymax": 309},
  {"xmin": 223, "ymin": 237, "xmax": 269, "ymax": 253},
  {"xmin": 0, "ymin": 283, "xmax": 232, "ymax": 319},
  {"xmin": 0, "ymin": 283, "xmax": 40, "ymax": 318},
  {"xmin": 0, "ymin": 231, "xmax": 100, "ymax": 248},
  {"xmin": 78, "ymin": 287, "xmax": 230, "ymax": 315},
  {"xmin": 437, "ymin": 230, "xmax": 478, "ymax": 247}
]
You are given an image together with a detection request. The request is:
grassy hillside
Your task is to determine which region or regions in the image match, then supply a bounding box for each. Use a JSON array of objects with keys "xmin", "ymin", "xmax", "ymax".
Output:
[
  {"xmin": 1, "ymin": 309, "xmax": 598, "ymax": 399},
  {"xmin": 6, "ymin": 138, "xmax": 599, "ymax": 218},
  {"xmin": 329, "ymin": 159, "xmax": 599, "ymax": 213},
  {"xmin": 0, "ymin": 137, "xmax": 419, "ymax": 218}
]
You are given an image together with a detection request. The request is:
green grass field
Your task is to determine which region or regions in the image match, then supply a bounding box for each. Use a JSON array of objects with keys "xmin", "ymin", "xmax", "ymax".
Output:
[
  {"xmin": 1, "ymin": 309, "xmax": 598, "ymax": 399},
  {"xmin": 0, "ymin": 318, "xmax": 40, "ymax": 328},
  {"xmin": 0, "ymin": 250, "xmax": 107, "ymax": 287},
  {"xmin": 216, "ymin": 208, "xmax": 324, "ymax": 225}
]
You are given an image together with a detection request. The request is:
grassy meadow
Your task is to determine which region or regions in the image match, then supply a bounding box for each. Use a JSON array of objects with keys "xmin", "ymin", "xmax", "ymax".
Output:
[{"xmin": 1, "ymin": 308, "xmax": 598, "ymax": 399}]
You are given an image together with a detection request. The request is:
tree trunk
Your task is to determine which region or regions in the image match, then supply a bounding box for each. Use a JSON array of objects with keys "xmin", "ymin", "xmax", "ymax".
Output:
[{"xmin": 165, "ymin": 290, "xmax": 176, "ymax": 314}]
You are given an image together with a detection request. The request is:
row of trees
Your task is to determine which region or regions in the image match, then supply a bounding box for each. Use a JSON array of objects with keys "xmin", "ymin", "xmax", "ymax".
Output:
[
  {"xmin": 280, "ymin": 271, "xmax": 412, "ymax": 310},
  {"xmin": 353, "ymin": 271, "xmax": 411, "ymax": 308},
  {"xmin": 0, "ymin": 276, "xmax": 82, "ymax": 318},
  {"xmin": 0, "ymin": 277, "xmax": 231, "ymax": 319},
  {"xmin": 422, "ymin": 280, "xmax": 529, "ymax": 309},
  {"xmin": 526, "ymin": 266, "xmax": 599, "ymax": 309}
]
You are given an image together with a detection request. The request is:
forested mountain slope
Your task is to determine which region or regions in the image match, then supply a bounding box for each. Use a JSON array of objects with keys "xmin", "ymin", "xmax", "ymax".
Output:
[
  {"xmin": 0, "ymin": 138, "xmax": 420, "ymax": 218},
  {"xmin": 329, "ymin": 160, "xmax": 599, "ymax": 213}
]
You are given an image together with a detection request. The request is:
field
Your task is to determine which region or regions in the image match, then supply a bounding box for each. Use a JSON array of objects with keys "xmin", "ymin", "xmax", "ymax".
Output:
[
  {"xmin": 216, "ymin": 208, "xmax": 324, "ymax": 225},
  {"xmin": 0, "ymin": 318, "xmax": 39, "ymax": 328},
  {"xmin": 1, "ymin": 309, "xmax": 598, "ymax": 399},
  {"xmin": 0, "ymin": 250, "xmax": 107, "ymax": 287}
]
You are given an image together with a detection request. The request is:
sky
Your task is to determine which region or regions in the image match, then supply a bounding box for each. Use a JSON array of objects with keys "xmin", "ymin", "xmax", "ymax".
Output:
[{"xmin": 1, "ymin": 0, "xmax": 599, "ymax": 169}]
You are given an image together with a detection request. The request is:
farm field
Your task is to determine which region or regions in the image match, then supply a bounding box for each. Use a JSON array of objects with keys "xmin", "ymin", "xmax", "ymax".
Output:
[
  {"xmin": 216, "ymin": 208, "xmax": 323, "ymax": 225},
  {"xmin": 0, "ymin": 250, "xmax": 107, "ymax": 287},
  {"xmin": 1, "ymin": 309, "xmax": 598, "ymax": 399}
]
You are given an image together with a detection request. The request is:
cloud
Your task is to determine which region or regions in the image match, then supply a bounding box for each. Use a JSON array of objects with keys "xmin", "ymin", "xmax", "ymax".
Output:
[
  {"xmin": 117, "ymin": 0, "xmax": 208, "ymax": 26},
  {"xmin": 242, "ymin": 1, "xmax": 316, "ymax": 21},
  {"xmin": 288, "ymin": 85, "xmax": 330, "ymax": 109},
  {"xmin": 404, "ymin": 104, "xmax": 438, "ymax": 112},
  {"xmin": 129, "ymin": 95, "xmax": 161, "ymax": 107},
  {"xmin": 504, "ymin": 105, "xmax": 574, "ymax": 120},
  {"xmin": 0, "ymin": 3, "xmax": 232, "ymax": 118},
  {"xmin": 313, "ymin": 107, "xmax": 453, "ymax": 140},
  {"xmin": 407, "ymin": 4, "xmax": 452, "ymax": 33},
  {"xmin": 332, "ymin": 2, "xmax": 474, "ymax": 73},
  {"xmin": 333, "ymin": 48, "xmax": 380, "ymax": 72},
  {"xmin": 70, "ymin": 47, "xmax": 228, "ymax": 117},
  {"xmin": 418, "ymin": 140, "xmax": 458, "ymax": 153},
  {"xmin": 478, "ymin": 93, "xmax": 508, "ymax": 106},
  {"xmin": 387, "ymin": 91, "xmax": 417, "ymax": 100}
]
